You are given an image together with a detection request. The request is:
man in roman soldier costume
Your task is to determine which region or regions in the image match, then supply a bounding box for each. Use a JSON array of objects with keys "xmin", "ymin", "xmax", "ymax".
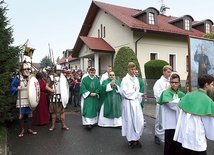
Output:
[
  {"xmin": 10, "ymin": 60, "xmax": 37, "ymax": 137},
  {"xmin": 49, "ymin": 65, "xmax": 69, "ymax": 131}
]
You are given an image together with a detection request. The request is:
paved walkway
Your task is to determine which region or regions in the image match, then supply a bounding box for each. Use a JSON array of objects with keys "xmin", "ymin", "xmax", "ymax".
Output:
[
  {"xmin": 0, "ymin": 98, "xmax": 157, "ymax": 155},
  {"xmin": 143, "ymin": 98, "xmax": 156, "ymax": 118}
]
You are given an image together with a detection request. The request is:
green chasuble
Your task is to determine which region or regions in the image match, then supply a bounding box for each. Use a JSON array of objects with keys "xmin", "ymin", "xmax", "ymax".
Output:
[
  {"xmin": 79, "ymin": 76, "xmax": 100, "ymax": 118},
  {"xmin": 101, "ymin": 79, "xmax": 122, "ymax": 118},
  {"xmin": 137, "ymin": 77, "xmax": 145, "ymax": 108},
  {"xmin": 178, "ymin": 89, "xmax": 214, "ymax": 116},
  {"xmin": 158, "ymin": 88, "xmax": 185, "ymax": 105}
]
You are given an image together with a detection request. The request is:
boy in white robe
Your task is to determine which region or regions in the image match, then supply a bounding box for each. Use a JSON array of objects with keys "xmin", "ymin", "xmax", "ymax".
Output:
[
  {"xmin": 174, "ymin": 74, "xmax": 214, "ymax": 155},
  {"xmin": 158, "ymin": 73, "xmax": 185, "ymax": 155},
  {"xmin": 120, "ymin": 62, "xmax": 146, "ymax": 149},
  {"xmin": 153, "ymin": 65, "xmax": 172, "ymax": 145}
]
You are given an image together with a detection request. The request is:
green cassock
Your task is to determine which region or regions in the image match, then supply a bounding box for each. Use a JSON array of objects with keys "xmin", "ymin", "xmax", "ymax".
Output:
[
  {"xmin": 178, "ymin": 89, "xmax": 214, "ymax": 116},
  {"xmin": 101, "ymin": 78, "xmax": 122, "ymax": 118},
  {"xmin": 158, "ymin": 88, "xmax": 185, "ymax": 105},
  {"xmin": 137, "ymin": 77, "xmax": 145, "ymax": 108},
  {"xmin": 79, "ymin": 76, "xmax": 100, "ymax": 118}
]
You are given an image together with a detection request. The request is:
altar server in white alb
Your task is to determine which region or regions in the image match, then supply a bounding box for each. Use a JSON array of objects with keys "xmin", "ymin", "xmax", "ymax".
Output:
[
  {"xmin": 120, "ymin": 62, "xmax": 146, "ymax": 149},
  {"xmin": 98, "ymin": 71, "xmax": 122, "ymax": 127},
  {"xmin": 173, "ymin": 74, "xmax": 214, "ymax": 155},
  {"xmin": 100, "ymin": 66, "xmax": 112, "ymax": 85},
  {"xmin": 153, "ymin": 65, "xmax": 172, "ymax": 145},
  {"xmin": 158, "ymin": 73, "xmax": 185, "ymax": 155}
]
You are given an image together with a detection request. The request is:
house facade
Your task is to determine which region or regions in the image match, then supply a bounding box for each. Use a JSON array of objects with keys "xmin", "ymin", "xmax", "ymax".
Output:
[{"xmin": 71, "ymin": 1, "xmax": 213, "ymax": 80}]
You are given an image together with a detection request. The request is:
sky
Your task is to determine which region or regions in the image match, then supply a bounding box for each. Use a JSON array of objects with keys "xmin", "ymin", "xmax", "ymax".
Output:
[{"xmin": 5, "ymin": 0, "xmax": 214, "ymax": 63}]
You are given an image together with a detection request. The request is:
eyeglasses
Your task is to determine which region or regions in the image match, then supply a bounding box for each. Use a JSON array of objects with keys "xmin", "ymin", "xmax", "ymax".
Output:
[{"xmin": 109, "ymin": 74, "xmax": 115, "ymax": 76}]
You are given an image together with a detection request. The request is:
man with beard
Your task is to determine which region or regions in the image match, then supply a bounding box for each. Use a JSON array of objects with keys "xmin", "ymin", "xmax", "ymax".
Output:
[
  {"xmin": 10, "ymin": 61, "xmax": 37, "ymax": 137},
  {"xmin": 49, "ymin": 65, "xmax": 69, "ymax": 131}
]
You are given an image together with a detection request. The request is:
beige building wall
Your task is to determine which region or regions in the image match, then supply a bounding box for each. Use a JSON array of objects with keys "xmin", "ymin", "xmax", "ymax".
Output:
[{"xmin": 135, "ymin": 33, "xmax": 188, "ymax": 81}]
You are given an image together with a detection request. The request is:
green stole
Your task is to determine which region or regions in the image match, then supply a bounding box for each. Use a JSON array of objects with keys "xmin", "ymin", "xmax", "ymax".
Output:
[
  {"xmin": 178, "ymin": 89, "xmax": 214, "ymax": 116},
  {"xmin": 79, "ymin": 76, "xmax": 100, "ymax": 118},
  {"xmin": 137, "ymin": 77, "xmax": 145, "ymax": 108},
  {"xmin": 158, "ymin": 88, "xmax": 185, "ymax": 105},
  {"xmin": 101, "ymin": 79, "xmax": 122, "ymax": 118}
]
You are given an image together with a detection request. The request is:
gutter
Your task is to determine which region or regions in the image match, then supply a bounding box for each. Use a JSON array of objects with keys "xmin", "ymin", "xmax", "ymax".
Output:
[{"xmin": 135, "ymin": 29, "xmax": 147, "ymax": 56}]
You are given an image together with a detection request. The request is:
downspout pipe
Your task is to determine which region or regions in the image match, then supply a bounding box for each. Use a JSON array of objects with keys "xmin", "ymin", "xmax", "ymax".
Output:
[{"xmin": 135, "ymin": 29, "xmax": 147, "ymax": 56}]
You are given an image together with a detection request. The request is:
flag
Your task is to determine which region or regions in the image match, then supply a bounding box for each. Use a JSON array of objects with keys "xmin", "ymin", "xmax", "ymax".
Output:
[{"xmin": 24, "ymin": 46, "xmax": 35, "ymax": 57}]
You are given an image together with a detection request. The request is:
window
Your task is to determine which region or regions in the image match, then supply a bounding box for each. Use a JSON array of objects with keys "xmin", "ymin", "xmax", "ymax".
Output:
[
  {"xmin": 169, "ymin": 54, "xmax": 176, "ymax": 71},
  {"xmin": 101, "ymin": 24, "xmax": 103, "ymax": 38},
  {"xmin": 98, "ymin": 29, "xmax": 100, "ymax": 38},
  {"xmin": 149, "ymin": 13, "xmax": 155, "ymax": 25},
  {"xmin": 150, "ymin": 53, "xmax": 157, "ymax": 60},
  {"xmin": 103, "ymin": 26, "xmax": 106, "ymax": 38},
  {"xmin": 98, "ymin": 24, "xmax": 106, "ymax": 38},
  {"xmin": 205, "ymin": 23, "xmax": 210, "ymax": 33},
  {"xmin": 185, "ymin": 19, "xmax": 190, "ymax": 30},
  {"xmin": 186, "ymin": 55, "xmax": 189, "ymax": 72}
]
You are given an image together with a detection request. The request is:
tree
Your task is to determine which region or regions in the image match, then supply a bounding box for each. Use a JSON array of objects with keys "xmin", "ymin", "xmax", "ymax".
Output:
[
  {"xmin": 0, "ymin": 0, "xmax": 20, "ymax": 123},
  {"xmin": 203, "ymin": 33, "xmax": 214, "ymax": 39},
  {"xmin": 113, "ymin": 46, "xmax": 141, "ymax": 80},
  {"xmin": 40, "ymin": 56, "xmax": 52, "ymax": 69}
]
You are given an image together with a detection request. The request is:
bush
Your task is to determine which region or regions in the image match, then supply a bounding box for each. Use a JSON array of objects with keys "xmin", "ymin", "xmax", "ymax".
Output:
[
  {"xmin": 113, "ymin": 46, "xmax": 141, "ymax": 80},
  {"xmin": 203, "ymin": 33, "xmax": 214, "ymax": 39},
  {"xmin": 144, "ymin": 59, "xmax": 169, "ymax": 97},
  {"xmin": 144, "ymin": 59, "xmax": 169, "ymax": 79}
]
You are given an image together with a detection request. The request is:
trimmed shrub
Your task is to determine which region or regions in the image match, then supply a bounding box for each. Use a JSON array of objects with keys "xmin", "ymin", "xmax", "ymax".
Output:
[
  {"xmin": 113, "ymin": 46, "xmax": 141, "ymax": 80},
  {"xmin": 144, "ymin": 59, "xmax": 169, "ymax": 97},
  {"xmin": 144, "ymin": 59, "xmax": 169, "ymax": 79}
]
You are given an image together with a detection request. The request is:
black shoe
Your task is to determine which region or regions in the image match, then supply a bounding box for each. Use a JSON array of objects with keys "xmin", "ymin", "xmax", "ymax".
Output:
[
  {"xmin": 128, "ymin": 141, "xmax": 135, "ymax": 149},
  {"xmin": 134, "ymin": 141, "xmax": 142, "ymax": 148},
  {"xmin": 154, "ymin": 136, "xmax": 161, "ymax": 145}
]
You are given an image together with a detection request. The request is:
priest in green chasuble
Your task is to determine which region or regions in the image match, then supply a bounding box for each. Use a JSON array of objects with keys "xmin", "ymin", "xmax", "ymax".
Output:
[
  {"xmin": 98, "ymin": 71, "xmax": 122, "ymax": 127},
  {"xmin": 174, "ymin": 74, "xmax": 214, "ymax": 154},
  {"xmin": 79, "ymin": 67, "xmax": 100, "ymax": 130}
]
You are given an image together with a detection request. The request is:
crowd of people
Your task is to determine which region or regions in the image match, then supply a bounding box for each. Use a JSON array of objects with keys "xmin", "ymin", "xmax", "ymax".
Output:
[{"xmin": 10, "ymin": 60, "xmax": 214, "ymax": 154}]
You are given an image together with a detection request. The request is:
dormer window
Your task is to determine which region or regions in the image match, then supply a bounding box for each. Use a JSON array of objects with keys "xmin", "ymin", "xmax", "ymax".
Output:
[
  {"xmin": 168, "ymin": 15, "xmax": 194, "ymax": 31},
  {"xmin": 132, "ymin": 7, "xmax": 159, "ymax": 25},
  {"xmin": 192, "ymin": 19, "xmax": 213, "ymax": 33},
  {"xmin": 205, "ymin": 23, "xmax": 211, "ymax": 33},
  {"xmin": 149, "ymin": 13, "xmax": 155, "ymax": 25},
  {"xmin": 185, "ymin": 19, "xmax": 190, "ymax": 30}
]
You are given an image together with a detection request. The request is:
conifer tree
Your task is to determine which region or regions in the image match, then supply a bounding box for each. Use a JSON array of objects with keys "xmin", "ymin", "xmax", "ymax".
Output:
[{"xmin": 0, "ymin": 0, "xmax": 20, "ymax": 123}]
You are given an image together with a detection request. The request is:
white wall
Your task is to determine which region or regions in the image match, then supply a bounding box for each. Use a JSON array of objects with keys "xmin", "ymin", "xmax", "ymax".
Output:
[{"xmin": 135, "ymin": 33, "xmax": 188, "ymax": 80}]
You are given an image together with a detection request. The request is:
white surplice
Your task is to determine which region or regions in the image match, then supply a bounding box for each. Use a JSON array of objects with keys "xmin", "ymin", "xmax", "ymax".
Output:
[
  {"xmin": 173, "ymin": 109, "xmax": 214, "ymax": 152},
  {"xmin": 162, "ymin": 98, "xmax": 180, "ymax": 130},
  {"xmin": 120, "ymin": 73, "xmax": 144, "ymax": 141},
  {"xmin": 153, "ymin": 75, "xmax": 170, "ymax": 142}
]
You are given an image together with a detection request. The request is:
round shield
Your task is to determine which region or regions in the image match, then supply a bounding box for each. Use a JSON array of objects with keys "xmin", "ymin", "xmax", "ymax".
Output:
[
  {"xmin": 27, "ymin": 74, "xmax": 40, "ymax": 110},
  {"xmin": 60, "ymin": 73, "xmax": 69, "ymax": 108}
]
